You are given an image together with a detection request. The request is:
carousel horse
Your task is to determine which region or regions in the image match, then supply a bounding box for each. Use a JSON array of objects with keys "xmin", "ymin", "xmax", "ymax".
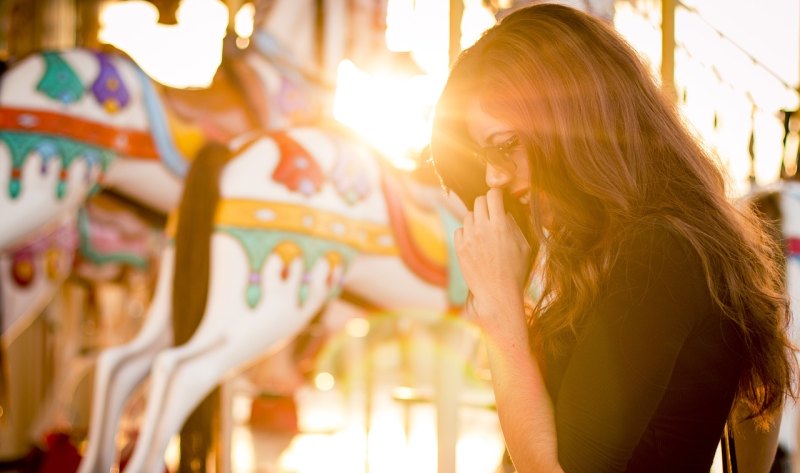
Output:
[
  {"xmin": 55, "ymin": 1, "xmax": 459, "ymax": 471},
  {"xmin": 78, "ymin": 126, "xmax": 466, "ymax": 473},
  {"xmin": 0, "ymin": 34, "xmax": 254, "ymax": 471},
  {"xmin": 0, "ymin": 0, "xmax": 394, "ymax": 254},
  {"xmin": 0, "ymin": 49, "xmax": 190, "ymax": 251},
  {"xmin": 2, "ymin": 0, "xmax": 463, "ymax": 470},
  {"xmin": 0, "ymin": 0, "xmax": 325, "ymax": 349},
  {"xmin": 0, "ymin": 0, "xmax": 378, "ymax": 245},
  {"xmin": 0, "ymin": 45, "xmax": 194, "ymax": 461}
]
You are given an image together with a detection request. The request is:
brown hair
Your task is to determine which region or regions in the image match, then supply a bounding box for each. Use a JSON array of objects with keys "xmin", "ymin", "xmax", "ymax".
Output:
[{"xmin": 431, "ymin": 4, "xmax": 796, "ymax": 426}]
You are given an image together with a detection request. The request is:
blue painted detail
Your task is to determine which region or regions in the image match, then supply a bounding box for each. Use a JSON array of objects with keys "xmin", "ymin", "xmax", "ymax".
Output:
[
  {"xmin": 134, "ymin": 66, "xmax": 188, "ymax": 178},
  {"xmin": 438, "ymin": 206, "xmax": 468, "ymax": 307}
]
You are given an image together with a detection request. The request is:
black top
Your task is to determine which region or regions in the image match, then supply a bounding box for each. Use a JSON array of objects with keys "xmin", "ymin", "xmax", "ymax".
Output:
[{"xmin": 540, "ymin": 223, "xmax": 745, "ymax": 472}]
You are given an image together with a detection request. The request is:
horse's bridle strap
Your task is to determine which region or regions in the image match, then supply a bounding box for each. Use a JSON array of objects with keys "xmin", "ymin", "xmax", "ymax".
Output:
[{"xmin": 0, "ymin": 106, "xmax": 159, "ymax": 159}]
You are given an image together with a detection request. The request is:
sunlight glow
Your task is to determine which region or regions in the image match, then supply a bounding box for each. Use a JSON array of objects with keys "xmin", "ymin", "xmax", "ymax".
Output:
[
  {"xmin": 314, "ymin": 371, "xmax": 336, "ymax": 391},
  {"xmin": 231, "ymin": 428, "xmax": 256, "ymax": 472},
  {"xmin": 164, "ymin": 435, "xmax": 180, "ymax": 471},
  {"xmin": 614, "ymin": 0, "xmax": 800, "ymax": 195},
  {"xmin": 385, "ymin": 0, "xmax": 415, "ymax": 52},
  {"xmin": 334, "ymin": 0, "xmax": 495, "ymax": 170},
  {"xmin": 461, "ymin": 0, "xmax": 496, "ymax": 51},
  {"xmin": 98, "ymin": 0, "xmax": 228, "ymax": 88},
  {"xmin": 234, "ymin": 2, "xmax": 255, "ymax": 49},
  {"xmin": 234, "ymin": 2, "xmax": 255, "ymax": 39},
  {"xmin": 280, "ymin": 389, "xmax": 503, "ymax": 473},
  {"xmin": 333, "ymin": 60, "xmax": 442, "ymax": 170},
  {"xmin": 344, "ymin": 316, "xmax": 371, "ymax": 338}
]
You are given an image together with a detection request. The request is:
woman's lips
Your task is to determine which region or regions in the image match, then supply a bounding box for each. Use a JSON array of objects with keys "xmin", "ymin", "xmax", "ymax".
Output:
[{"xmin": 512, "ymin": 189, "xmax": 531, "ymax": 205}]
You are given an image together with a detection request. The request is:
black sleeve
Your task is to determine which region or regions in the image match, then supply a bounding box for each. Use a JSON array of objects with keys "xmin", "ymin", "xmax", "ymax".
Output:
[{"xmin": 554, "ymin": 227, "xmax": 709, "ymax": 472}]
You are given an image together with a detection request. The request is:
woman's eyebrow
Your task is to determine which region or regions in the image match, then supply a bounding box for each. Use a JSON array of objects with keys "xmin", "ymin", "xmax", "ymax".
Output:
[{"xmin": 483, "ymin": 130, "xmax": 515, "ymax": 146}]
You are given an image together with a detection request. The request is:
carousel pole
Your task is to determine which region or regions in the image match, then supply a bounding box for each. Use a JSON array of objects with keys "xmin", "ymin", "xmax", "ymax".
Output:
[
  {"xmin": 434, "ymin": 6, "xmax": 465, "ymax": 471},
  {"xmin": 660, "ymin": 0, "xmax": 676, "ymax": 102},
  {"xmin": 434, "ymin": 6, "xmax": 467, "ymax": 471},
  {"xmin": 448, "ymin": 0, "xmax": 463, "ymax": 67}
]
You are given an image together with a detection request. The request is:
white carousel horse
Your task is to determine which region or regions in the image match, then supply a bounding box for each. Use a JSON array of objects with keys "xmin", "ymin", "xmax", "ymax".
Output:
[
  {"xmin": 79, "ymin": 127, "xmax": 466, "ymax": 473},
  {"xmin": 1, "ymin": 0, "xmax": 464, "ymax": 470},
  {"xmin": 0, "ymin": 216, "xmax": 79, "ymax": 457},
  {"xmin": 0, "ymin": 0, "xmax": 410, "ymax": 336},
  {"xmin": 0, "ymin": 48, "xmax": 188, "ymax": 251},
  {"xmin": 0, "ymin": 215, "xmax": 78, "ymax": 343},
  {"xmin": 74, "ymin": 0, "xmax": 464, "ymax": 471},
  {"xmin": 0, "ymin": 0, "xmax": 384, "ymax": 254},
  {"xmin": 0, "ymin": 46, "xmax": 190, "ymax": 460}
]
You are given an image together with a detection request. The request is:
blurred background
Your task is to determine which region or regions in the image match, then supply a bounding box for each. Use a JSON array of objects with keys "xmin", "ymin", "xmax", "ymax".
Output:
[{"xmin": 0, "ymin": 1, "xmax": 797, "ymax": 472}]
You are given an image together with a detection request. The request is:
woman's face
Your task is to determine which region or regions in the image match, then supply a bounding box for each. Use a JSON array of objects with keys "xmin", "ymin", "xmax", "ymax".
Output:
[
  {"xmin": 466, "ymin": 99, "xmax": 554, "ymax": 230},
  {"xmin": 466, "ymin": 99, "xmax": 532, "ymax": 206}
]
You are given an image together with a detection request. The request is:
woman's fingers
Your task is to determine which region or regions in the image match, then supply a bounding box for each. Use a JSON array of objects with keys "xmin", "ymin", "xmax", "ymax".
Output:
[
  {"xmin": 486, "ymin": 188, "xmax": 505, "ymax": 219},
  {"xmin": 462, "ymin": 211, "xmax": 474, "ymax": 233},
  {"xmin": 473, "ymin": 195, "xmax": 489, "ymax": 222},
  {"xmin": 464, "ymin": 291, "xmax": 479, "ymax": 323}
]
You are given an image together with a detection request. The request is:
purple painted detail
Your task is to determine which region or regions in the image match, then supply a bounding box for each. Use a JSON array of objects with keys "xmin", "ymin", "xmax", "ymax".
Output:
[
  {"xmin": 298, "ymin": 179, "xmax": 316, "ymax": 196},
  {"xmin": 248, "ymin": 272, "xmax": 261, "ymax": 284},
  {"xmin": 329, "ymin": 146, "xmax": 373, "ymax": 205},
  {"xmin": 294, "ymin": 157, "xmax": 309, "ymax": 169},
  {"xmin": 91, "ymin": 52, "xmax": 130, "ymax": 113},
  {"xmin": 301, "ymin": 273, "xmax": 311, "ymax": 284},
  {"xmin": 37, "ymin": 142, "xmax": 58, "ymax": 174}
]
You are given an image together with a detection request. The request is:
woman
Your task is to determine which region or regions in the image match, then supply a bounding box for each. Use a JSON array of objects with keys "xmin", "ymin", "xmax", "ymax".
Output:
[{"xmin": 430, "ymin": 4, "xmax": 796, "ymax": 472}]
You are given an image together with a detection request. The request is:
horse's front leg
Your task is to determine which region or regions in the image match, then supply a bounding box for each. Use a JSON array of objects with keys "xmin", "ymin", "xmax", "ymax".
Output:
[
  {"xmin": 77, "ymin": 246, "xmax": 175, "ymax": 473},
  {"xmin": 124, "ymin": 236, "xmax": 335, "ymax": 473}
]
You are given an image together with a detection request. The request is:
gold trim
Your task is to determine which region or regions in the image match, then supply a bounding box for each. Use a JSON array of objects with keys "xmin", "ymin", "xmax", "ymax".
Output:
[{"xmin": 214, "ymin": 199, "xmax": 398, "ymax": 255}]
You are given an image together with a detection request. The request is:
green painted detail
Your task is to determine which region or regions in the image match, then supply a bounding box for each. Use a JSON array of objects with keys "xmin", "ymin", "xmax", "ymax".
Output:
[
  {"xmin": 217, "ymin": 226, "xmax": 357, "ymax": 308},
  {"xmin": 58, "ymin": 138, "xmax": 92, "ymax": 169},
  {"xmin": 246, "ymin": 285, "xmax": 262, "ymax": 309},
  {"xmin": 9, "ymin": 179, "xmax": 20, "ymax": 199},
  {"xmin": 77, "ymin": 207, "xmax": 148, "ymax": 268},
  {"xmin": 88, "ymin": 183, "xmax": 102, "ymax": 197},
  {"xmin": 298, "ymin": 283, "xmax": 309, "ymax": 305},
  {"xmin": 0, "ymin": 131, "xmax": 116, "ymax": 199},
  {"xmin": 438, "ymin": 206, "xmax": 469, "ymax": 307},
  {"xmin": 37, "ymin": 52, "xmax": 84, "ymax": 104},
  {"xmin": 56, "ymin": 180, "xmax": 66, "ymax": 200},
  {"xmin": 0, "ymin": 132, "xmax": 45, "ymax": 169}
]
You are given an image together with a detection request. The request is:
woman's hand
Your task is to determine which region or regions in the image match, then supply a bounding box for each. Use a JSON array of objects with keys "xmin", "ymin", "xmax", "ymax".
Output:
[{"xmin": 454, "ymin": 188, "xmax": 532, "ymax": 340}]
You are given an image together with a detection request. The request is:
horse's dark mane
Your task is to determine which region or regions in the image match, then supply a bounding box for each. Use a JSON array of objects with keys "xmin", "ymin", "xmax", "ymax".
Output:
[{"xmin": 171, "ymin": 141, "xmax": 231, "ymax": 471}]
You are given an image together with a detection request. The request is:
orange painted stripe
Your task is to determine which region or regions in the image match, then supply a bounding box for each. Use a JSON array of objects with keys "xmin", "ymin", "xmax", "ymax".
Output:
[
  {"xmin": 0, "ymin": 106, "xmax": 159, "ymax": 159},
  {"xmin": 381, "ymin": 170, "xmax": 448, "ymax": 287}
]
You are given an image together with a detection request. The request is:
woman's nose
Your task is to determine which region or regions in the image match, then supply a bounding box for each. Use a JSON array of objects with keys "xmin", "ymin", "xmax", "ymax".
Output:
[{"xmin": 485, "ymin": 163, "xmax": 512, "ymax": 189}]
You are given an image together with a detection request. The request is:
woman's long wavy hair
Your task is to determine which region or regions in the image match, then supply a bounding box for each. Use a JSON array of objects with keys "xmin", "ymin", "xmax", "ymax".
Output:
[{"xmin": 430, "ymin": 3, "xmax": 796, "ymax": 426}]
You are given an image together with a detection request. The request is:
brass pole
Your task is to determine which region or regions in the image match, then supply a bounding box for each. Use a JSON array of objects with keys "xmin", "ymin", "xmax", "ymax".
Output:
[
  {"xmin": 449, "ymin": 0, "xmax": 463, "ymax": 66},
  {"xmin": 661, "ymin": 0, "xmax": 676, "ymax": 102}
]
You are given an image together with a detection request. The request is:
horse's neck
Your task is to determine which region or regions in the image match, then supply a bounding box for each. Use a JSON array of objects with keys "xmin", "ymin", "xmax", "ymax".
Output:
[
  {"xmin": 255, "ymin": 0, "xmax": 380, "ymax": 83},
  {"xmin": 257, "ymin": 0, "xmax": 323, "ymax": 77},
  {"xmin": 159, "ymin": 57, "xmax": 263, "ymax": 142}
]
